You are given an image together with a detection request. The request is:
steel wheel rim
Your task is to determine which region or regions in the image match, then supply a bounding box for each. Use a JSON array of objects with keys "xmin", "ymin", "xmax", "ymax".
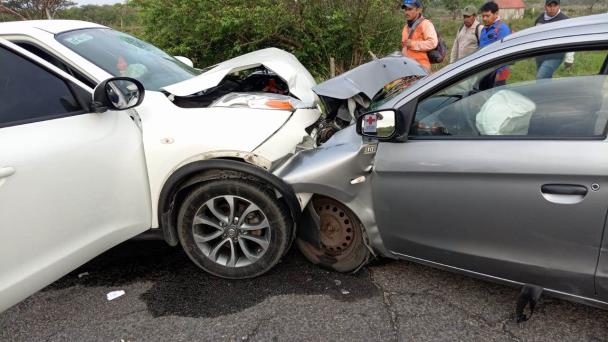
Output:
[
  {"xmin": 191, "ymin": 195, "xmax": 271, "ymax": 268},
  {"xmin": 315, "ymin": 197, "xmax": 358, "ymax": 256}
]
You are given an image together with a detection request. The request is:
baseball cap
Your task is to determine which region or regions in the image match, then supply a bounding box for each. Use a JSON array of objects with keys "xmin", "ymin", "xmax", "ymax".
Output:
[
  {"xmin": 402, "ymin": 0, "xmax": 422, "ymax": 9},
  {"xmin": 545, "ymin": 0, "xmax": 560, "ymax": 4},
  {"xmin": 462, "ymin": 5, "xmax": 477, "ymax": 16}
]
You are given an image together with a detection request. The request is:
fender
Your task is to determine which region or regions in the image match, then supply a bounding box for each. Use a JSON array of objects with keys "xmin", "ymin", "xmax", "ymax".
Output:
[
  {"xmin": 158, "ymin": 159, "xmax": 301, "ymax": 246},
  {"xmin": 273, "ymin": 127, "xmax": 393, "ymax": 258}
]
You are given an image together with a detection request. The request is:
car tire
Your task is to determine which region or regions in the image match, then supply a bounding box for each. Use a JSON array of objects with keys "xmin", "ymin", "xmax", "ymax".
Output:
[
  {"xmin": 177, "ymin": 179, "xmax": 292, "ymax": 279},
  {"xmin": 297, "ymin": 196, "xmax": 370, "ymax": 273}
]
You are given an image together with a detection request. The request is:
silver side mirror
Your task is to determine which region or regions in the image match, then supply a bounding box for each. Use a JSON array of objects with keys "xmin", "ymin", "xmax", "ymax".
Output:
[
  {"xmin": 356, "ymin": 109, "xmax": 397, "ymax": 140},
  {"xmin": 92, "ymin": 77, "xmax": 145, "ymax": 113}
]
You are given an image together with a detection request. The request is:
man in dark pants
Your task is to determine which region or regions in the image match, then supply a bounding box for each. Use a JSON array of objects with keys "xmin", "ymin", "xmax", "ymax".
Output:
[{"xmin": 535, "ymin": 0, "xmax": 574, "ymax": 79}]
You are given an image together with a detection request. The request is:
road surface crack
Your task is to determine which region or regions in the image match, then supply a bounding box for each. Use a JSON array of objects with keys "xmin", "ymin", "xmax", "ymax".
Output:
[
  {"xmin": 369, "ymin": 269, "xmax": 399, "ymax": 342},
  {"xmin": 241, "ymin": 314, "xmax": 274, "ymax": 341}
]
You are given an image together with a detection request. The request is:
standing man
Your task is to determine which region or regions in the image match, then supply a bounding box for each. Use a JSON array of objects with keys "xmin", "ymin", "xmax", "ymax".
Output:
[
  {"xmin": 401, "ymin": 0, "xmax": 438, "ymax": 72},
  {"xmin": 450, "ymin": 5, "xmax": 483, "ymax": 63},
  {"xmin": 479, "ymin": 1, "xmax": 511, "ymax": 86},
  {"xmin": 535, "ymin": 0, "xmax": 574, "ymax": 79}
]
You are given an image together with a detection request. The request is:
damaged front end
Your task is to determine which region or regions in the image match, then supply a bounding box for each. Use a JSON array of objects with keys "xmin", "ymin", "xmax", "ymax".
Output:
[
  {"xmin": 313, "ymin": 54, "xmax": 427, "ymax": 145},
  {"xmin": 272, "ymin": 55, "xmax": 427, "ymax": 271},
  {"xmin": 274, "ymin": 128, "xmax": 391, "ymax": 271}
]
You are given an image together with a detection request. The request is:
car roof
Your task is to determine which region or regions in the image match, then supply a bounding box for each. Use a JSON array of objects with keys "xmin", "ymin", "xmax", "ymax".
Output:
[
  {"xmin": 0, "ymin": 20, "xmax": 106, "ymax": 35},
  {"xmin": 492, "ymin": 13, "xmax": 607, "ymax": 53}
]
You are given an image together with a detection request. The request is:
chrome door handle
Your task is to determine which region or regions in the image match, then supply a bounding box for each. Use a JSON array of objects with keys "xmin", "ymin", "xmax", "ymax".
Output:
[
  {"xmin": 0, "ymin": 166, "xmax": 15, "ymax": 179},
  {"xmin": 541, "ymin": 184, "xmax": 588, "ymax": 205}
]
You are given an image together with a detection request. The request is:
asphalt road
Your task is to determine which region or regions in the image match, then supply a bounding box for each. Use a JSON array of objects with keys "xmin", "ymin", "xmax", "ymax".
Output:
[{"xmin": 1, "ymin": 240, "xmax": 607, "ymax": 342}]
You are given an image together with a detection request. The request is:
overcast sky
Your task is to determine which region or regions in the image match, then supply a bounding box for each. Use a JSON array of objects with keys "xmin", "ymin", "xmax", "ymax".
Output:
[{"xmin": 76, "ymin": 0, "xmax": 123, "ymax": 5}]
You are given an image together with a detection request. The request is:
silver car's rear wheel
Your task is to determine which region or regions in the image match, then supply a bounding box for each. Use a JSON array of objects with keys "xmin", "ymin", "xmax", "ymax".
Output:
[
  {"xmin": 192, "ymin": 195, "xmax": 271, "ymax": 268},
  {"xmin": 178, "ymin": 179, "xmax": 291, "ymax": 279}
]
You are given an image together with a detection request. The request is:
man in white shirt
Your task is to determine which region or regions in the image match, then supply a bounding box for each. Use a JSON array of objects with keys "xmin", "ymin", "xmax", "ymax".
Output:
[{"xmin": 449, "ymin": 5, "xmax": 483, "ymax": 63}]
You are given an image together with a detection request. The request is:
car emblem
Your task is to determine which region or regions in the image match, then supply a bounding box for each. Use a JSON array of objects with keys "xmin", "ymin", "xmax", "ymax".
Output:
[{"xmin": 363, "ymin": 144, "xmax": 377, "ymax": 154}]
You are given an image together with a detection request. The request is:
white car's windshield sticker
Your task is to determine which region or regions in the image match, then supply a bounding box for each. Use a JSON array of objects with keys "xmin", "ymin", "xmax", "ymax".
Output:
[{"xmin": 63, "ymin": 33, "xmax": 94, "ymax": 46}]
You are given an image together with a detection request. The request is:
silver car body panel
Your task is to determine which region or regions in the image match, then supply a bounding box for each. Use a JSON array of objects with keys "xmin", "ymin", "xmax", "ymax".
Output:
[
  {"xmin": 374, "ymin": 140, "xmax": 608, "ymax": 299},
  {"xmin": 312, "ymin": 55, "xmax": 428, "ymax": 100},
  {"xmin": 278, "ymin": 15, "xmax": 608, "ymax": 308},
  {"xmin": 274, "ymin": 128, "xmax": 393, "ymax": 257},
  {"xmin": 598, "ymin": 222, "xmax": 608, "ymax": 299}
]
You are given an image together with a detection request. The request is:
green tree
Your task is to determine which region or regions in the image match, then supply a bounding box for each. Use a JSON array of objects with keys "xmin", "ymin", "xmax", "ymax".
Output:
[
  {"xmin": 130, "ymin": 0, "xmax": 404, "ymax": 79},
  {"xmin": 0, "ymin": 0, "xmax": 75, "ymax": 20},
  {"xmin": 58, "ymin": 4, "xmax": 138, "ymax": 29}
]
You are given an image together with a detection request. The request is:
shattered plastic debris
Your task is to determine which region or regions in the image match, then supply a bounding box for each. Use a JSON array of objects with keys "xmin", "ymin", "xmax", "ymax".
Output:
[
  {"xmin": 106, "ymin": 290, "xmax": 126, "ymax": 301},
  {"xmin": 78, "ymin": 272, "xmax": 89, "ymax": 278},
  {"xmin": 341, "ymin": 289, "xmax": 350, "ymax": 295},
  {"xmin": 334, "ymin": 280, "xmax": 342, "ymax": 286}
]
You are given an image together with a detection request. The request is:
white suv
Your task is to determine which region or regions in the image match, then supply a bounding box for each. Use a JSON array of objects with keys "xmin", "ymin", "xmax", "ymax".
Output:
[{"xmin": 0, "ymin": 20, "xmax": 320, "ymax": 312}]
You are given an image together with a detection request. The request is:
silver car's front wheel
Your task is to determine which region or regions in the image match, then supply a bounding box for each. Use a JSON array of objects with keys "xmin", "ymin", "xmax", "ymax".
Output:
[{"xmin": 177, "ymin": 179, "xmax": 292, "ymax": 279}]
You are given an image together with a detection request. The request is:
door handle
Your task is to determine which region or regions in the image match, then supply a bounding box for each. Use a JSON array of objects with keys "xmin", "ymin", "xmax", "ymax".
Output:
[
  {"xmin": 541, "ymin": 184, "xmax": 588, "ymax": 196},
  {"xmin": 0, "ymin": 166, "xmax": 15, "ymax": 179},
  {"xmin": 541, "ymin": 184, "xmax": 588, "ymax": 205}
]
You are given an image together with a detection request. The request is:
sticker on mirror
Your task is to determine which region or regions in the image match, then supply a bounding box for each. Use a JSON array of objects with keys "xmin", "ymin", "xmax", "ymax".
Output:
[
  {"xmin": 363, "ymin": 114, "xmax": 377, "ymax": 134},
  {"xmin": 63, "ymin": 34, "xmax": 94, "ymax": 46}
]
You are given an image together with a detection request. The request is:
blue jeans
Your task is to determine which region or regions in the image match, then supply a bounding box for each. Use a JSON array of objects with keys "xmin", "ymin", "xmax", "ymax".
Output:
[{"xmin": 536, "ymin": 57, "xmax": 563, "ymax": 79}]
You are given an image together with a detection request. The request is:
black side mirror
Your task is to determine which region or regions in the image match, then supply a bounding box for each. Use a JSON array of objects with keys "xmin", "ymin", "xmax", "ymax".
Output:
[
  {"xmin": 91, "ymin": 77, "xmax": 145, "ymax": 113},
  {"xmin": 356, "ymin": 109, "xmax": 398, "ymax": 140}
]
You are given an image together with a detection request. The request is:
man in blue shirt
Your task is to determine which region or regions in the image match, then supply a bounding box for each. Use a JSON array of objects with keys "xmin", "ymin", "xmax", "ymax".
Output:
[{"xmin": 479, "ymin": 1, "xmax": 511, "ymax": 86}]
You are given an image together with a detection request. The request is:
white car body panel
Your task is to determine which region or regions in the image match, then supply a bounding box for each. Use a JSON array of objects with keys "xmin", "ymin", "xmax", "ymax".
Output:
[
  {"xmin": 0, "ymin": 41, "xmax": 151, "ymax": 312},
  {"xmin": 162, "ymin": 48, "xmax": 318, "ymax": 107},
  {"xmin": 137, "ymin": 92, "xmax": 298, "ymax": 224},
  {"xmin": 253, "ymin": 108, "xmax": 320, "ymax": 161}
]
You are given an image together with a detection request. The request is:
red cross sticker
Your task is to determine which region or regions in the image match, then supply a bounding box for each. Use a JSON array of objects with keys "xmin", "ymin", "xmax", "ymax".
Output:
[{"xmin": 366, "ymin": 115, "xmax": 376, "ymax": 125}]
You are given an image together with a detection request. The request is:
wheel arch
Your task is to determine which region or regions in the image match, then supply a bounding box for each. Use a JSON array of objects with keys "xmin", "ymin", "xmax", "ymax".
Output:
[
  {"xmin": 291, "ymin": 184, "xmax": 393, "ymax": 259},
  {"xmin": 158, "ymin": 159, "xmax": 301, "ymax": 247}
]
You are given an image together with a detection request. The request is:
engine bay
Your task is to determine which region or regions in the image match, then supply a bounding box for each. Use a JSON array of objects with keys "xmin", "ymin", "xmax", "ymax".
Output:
[{"xmin": 170, "ymin": 67, "xmax": 292, "ymax": 108}]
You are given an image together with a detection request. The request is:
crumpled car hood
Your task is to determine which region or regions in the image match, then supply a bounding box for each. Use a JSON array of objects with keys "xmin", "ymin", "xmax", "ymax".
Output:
[
  {"xmin": 161, "ymin": 48, "xmax": 318, "ymax": 107},
  {"xmin": 312, "ymin": 55, "xmax": 428, "ymax": 101}
]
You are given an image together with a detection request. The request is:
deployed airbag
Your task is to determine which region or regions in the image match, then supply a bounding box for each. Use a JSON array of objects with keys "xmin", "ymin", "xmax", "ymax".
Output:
[{"xmin": 476, "ymin": 90, "xmax": 536, "ymax": 135}]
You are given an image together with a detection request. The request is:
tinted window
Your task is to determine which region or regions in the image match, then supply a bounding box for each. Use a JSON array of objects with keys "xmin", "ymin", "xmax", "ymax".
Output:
[
  {"xmin": 0, "ymin": 47, "xmax": 83, "ymax": 127},
  {"xmin": 412, "ymin": 50, "xmax": 608, "ymax": 138},
  {"xmin": 15, "ymin": 42, "xmax": 96, "ymax": 88}
]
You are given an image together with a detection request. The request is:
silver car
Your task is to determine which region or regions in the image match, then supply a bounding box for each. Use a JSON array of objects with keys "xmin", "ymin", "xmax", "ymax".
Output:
[{"xmin": 276, "ymin": 14, "xmax": 608, "ymax": 314}]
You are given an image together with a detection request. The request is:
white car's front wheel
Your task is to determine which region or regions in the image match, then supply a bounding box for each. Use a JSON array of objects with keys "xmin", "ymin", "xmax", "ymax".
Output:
[{"xmin": 177, "ymin": 179, "xmax": 292, "ymax": 279}]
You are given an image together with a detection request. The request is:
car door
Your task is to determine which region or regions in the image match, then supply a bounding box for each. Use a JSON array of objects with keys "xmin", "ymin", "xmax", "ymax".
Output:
[
  {"xmin": 372, "ymin": 47, "xmax": 608, "ymax": 299},
  {"xmin": 0, "ymin": 41, "xmax": 151, "ymax": 312}
]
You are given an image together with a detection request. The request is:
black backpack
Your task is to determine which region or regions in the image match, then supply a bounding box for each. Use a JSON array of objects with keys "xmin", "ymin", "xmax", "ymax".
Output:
[{"xmin": 409, "ymin": 18, "xmax": 447, "ymax": 64}]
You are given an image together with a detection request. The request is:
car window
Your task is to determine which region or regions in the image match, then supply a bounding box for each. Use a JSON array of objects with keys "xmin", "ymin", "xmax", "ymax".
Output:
[
  {"xmin": 411, "ymin": 49, "xmax": 608, "ymax": 138},
  {"xmin": 56, "ymin": 28, "xmax": 201, "ymax": 91},
  {"xmin": 0, "ymin": 46, "xmax": 83, "ymax": 128},
  {"xmin": 15, "ymin": 42, "xmax": 96, "ymax": 88}
]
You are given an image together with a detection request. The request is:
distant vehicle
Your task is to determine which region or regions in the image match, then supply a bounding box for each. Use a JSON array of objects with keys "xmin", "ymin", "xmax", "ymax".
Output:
[{"xmin": 277, "ymin": 14, "xmax": 608, "ymax": 311}]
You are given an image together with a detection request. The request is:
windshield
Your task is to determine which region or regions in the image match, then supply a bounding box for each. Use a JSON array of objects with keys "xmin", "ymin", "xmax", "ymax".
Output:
[{"xmin": 57, "ymin": 28, "xmax": 201, "ymax": 91}]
